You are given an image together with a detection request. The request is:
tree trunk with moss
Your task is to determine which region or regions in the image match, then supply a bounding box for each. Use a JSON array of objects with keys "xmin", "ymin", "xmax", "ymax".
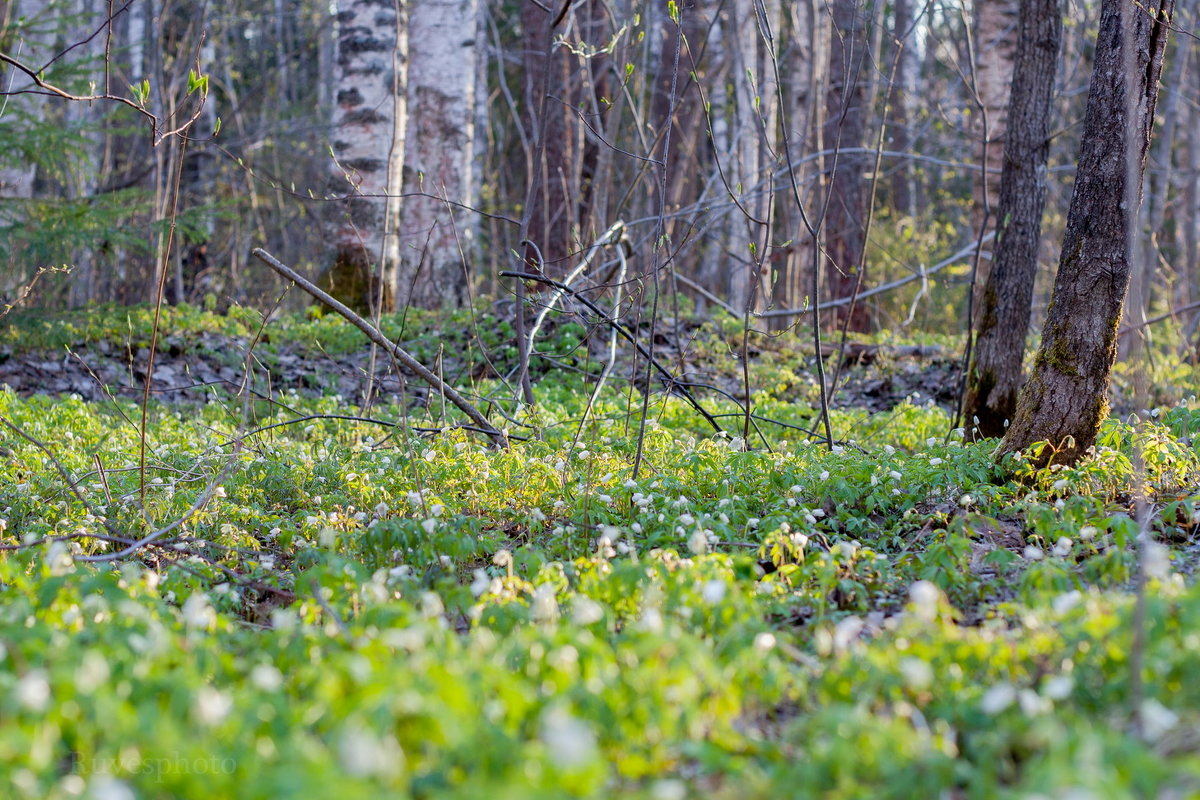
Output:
[
  {"xmin": 997, "ymin": 0, "xmax": 1174, "ymax": 467},
  {"xmin": 963, "ymin": 0, "xmax": 1061, "ymax": 438}
]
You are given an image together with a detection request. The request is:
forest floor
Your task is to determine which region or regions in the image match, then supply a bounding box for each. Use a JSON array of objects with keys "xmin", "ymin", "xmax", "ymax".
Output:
[{"xmin": 0, "ymin": 303, "xmax": 1198, "ymax": 798}]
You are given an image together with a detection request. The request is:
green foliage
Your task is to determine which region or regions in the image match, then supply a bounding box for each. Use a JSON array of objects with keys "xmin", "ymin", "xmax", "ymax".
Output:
[{"xmin": 0, "ymin": 311, "xmax": 1198, "ymax": 797}]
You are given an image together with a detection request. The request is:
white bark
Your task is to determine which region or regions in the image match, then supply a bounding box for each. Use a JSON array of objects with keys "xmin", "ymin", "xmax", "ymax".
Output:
[
  {"xmin": 400, "ymin": 0, "xmax": 478, "ymax": 308},
  {"xmin": 328, "ymin": 0, "xmax": 408, "ymax": 310}
]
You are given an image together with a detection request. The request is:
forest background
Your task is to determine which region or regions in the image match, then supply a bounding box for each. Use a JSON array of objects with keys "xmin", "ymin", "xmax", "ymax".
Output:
[{"xmin": 3, "ymin": 0, "xmax": 1196, "ymax": 351}]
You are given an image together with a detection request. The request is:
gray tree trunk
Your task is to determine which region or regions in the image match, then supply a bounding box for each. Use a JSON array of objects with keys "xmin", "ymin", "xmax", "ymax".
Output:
[
  {"xmin": 998, "ymin": 0, "xmax": 1175, "ymax": 467},
  {"xmin": 963, "ymin": 0, "xmax": 1061, "ymax": 438},
  {"xmin": 399, "ymin": 0, "xmax": 478, "ymax": 309},
  {"xmin": 972, "ymin": 0, "xmax": 1020, "ymax": 236},
  {"xmin": 823, "ymin": 0, "xmax": 872, "ymax": 331}
]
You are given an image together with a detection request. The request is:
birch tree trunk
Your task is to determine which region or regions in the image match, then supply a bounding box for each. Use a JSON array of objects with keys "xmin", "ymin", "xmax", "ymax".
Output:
[
  {"xmin": 963, "ymin": 0, "xmax": 1061, "ymax": 439},
  {"xmin": 325, "ymin": 0, "xmax": 409, "ymax": 313},
  {"xmin": 400, "ymin": 0, "xmax": 478, "ymax": 309},
  {"xmin": 998, "ymin": 0, "xmax": 1175, "ymax": 467}
]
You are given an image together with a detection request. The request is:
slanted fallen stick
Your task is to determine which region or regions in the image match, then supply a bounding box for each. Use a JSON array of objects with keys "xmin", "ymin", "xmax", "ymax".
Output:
[{"xmin": 252, "ymin": 248, "xmax": 508, "ymax": 448}]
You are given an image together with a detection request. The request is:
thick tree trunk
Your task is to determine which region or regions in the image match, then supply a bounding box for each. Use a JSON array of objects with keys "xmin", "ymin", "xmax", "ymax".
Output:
[
  {"xmin": 325, "ymin": 0, "xmax": 408, "ymax": 313},
  {"xmin": 823, "ymin": 0, "xmax": 872, "ymax": 332},
  {"xmin": 963, "ymin": 0, "xmax": 1061, "ymax": 439},
  {"xmin": 400, "ymin": 0, "xmax": 478, "ymax": 309},
  {"xmin": 998, "ymin": 0, "xmax": 1174, "ymax": 467}
]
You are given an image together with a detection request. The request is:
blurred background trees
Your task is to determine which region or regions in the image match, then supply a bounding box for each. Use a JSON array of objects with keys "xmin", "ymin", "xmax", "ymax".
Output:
[{"xmin": 0, "ymin": 0, "xmax": 1195, "ymax": 361}]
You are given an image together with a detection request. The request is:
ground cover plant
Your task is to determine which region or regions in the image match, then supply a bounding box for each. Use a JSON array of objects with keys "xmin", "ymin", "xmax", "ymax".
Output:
[{"xmin": 0, "ymin": 306, "xmax": 1198, "ymax": 799}]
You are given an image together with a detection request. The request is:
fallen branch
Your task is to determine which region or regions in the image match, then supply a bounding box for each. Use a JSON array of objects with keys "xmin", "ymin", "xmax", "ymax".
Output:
[{"xmin": 251, "ymin": 248, "xmax": 508, "ymax": 448}]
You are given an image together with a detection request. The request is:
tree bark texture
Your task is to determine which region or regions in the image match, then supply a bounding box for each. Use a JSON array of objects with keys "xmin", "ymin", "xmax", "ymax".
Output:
[
  {"xmin": 400, "ymin": 0, "xmax": 478, "ymax": 309},
  {"xmin": 998, "ymin": 0, "xmax": 1174, "ymax": 467},
  {"xmin": 723, "ymin": 0, "xmax": 779, "ymax": 314},
  {"xmin": 326, "ymin": 0, "xmax": 408, "ymax": 313},
  {"xmin": 823, "ymin": 0, "xmax": 871, "ymax": 332},
  {"xmin": 888, "ymin": 0, "xmax": 919, "ymax": 220},
  {"xmin": 963, "ymin": 0, "xmax": 1061, "ymax": 439},
  {"xmin": 972, "ymin": 0, "xmax": 1020, "ymax": 233}
]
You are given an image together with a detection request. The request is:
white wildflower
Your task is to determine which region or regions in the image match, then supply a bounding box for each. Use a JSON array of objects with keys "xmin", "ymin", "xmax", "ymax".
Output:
[
  {"xmin": 639, "ymin": 606, "xmax": 664, "ymax": 633},
  {"xmin": 832, "ymin": 616, "xmax": 864, "ymax": 651},
  {"xmin": 46, "ymin": 540, "xmax": 73, "ymax": 575},
  {"xmin": 908, "ymin": 580, "xmax": 941, "ymax": 621},
  {"xmin": 194, "ymin": 686, "xmax": 232, "ymax": 726},
  {"xmin": 754, "ymin": 632, "xmax": 777, "ymax": 652},
  {"xmin": 701, "ymin": 579, "xmax": 727, "ymax": 605},
  {"xmin": 1052, "ymin": 591, "xmax": 1082, "ymax": 616},
  {"xmin": 651, "ymin": 779, "xmax": 687, "ymax": 800},
  {"xmin": 75, "ymin": 651, "xmax": 110, "ymax": 695},
  {"xmin": 470, "ymin": 569, "xmax": 491, "ymax": 597},
  {"xmin": 980, "ymin": 683, "xmax": 1017, "ymax": 714},
  {"xmin": 88, "ymin": 777, "xmax": 136, "ymax": 800},
  {"xmin": 532, "ymin": 584, "xmax": 559, "ymax": 622},
  {"xmin": 1019, "ymin": 688, "xmax": 1051, "ymax": 715},
  {"xmin": 339, "ymin": 723, "xmax": 404, "ymax": 777},
  {"xmin": 540, "ymin": 706, "xmax": 598, "ymax": 768},
  {"xmin": 1042, "ymin": 675, "xmax": 1074, "ymax": 701},
  {"xmin": 1023, "ymin": 545, "xmax": 1044, "ymax": 561},
  {"xmin": 1143, "ymin": 541, "xmax": 1170, "ymax": 578},
  {"xmin": 251, "ymin": 663, "xmax": 283, "ymax": 692},
  {"xmin": 571, "ymin": 597, "xmax": 604, "ymax": 626},
  {"xmin": 1139, "ymin": 698, "xmax": 1179, "ymax": 741},
  {"xmin": 492, "ymin": 549, "xmax": 513, "ymax": 568},
  {"xmin": 181, "ymin": 593, "xmax": 216, "ymax": 630},
  {"xmin": 1052, "ymin": 537, "xmax": 1073, "ymax": 558},
  {"xmin": 687, "ymin": 529, "xmax": 708, "ymax": 555},
  {"xmin": 15, "ymin": 669, "xmax": 50, "ymax": 711},
  {"xmin": 900, "ymin": 658, "xmax": 933, "ymax": 691}
]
